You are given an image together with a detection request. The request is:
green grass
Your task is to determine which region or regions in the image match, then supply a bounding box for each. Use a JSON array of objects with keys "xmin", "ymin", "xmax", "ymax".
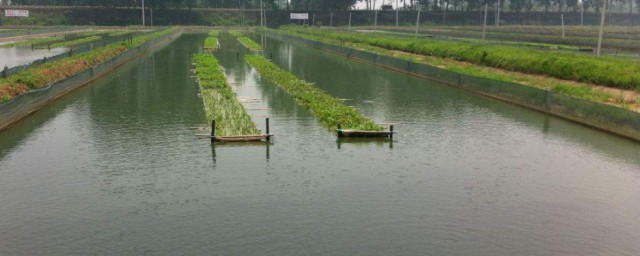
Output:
[
  {"xmin": 192, "ymin": 54, "xmax": 259, "ymax": 136},
  {"xmin": 281, "ymin": 26, "xmax": 640, "ymax": 90},
  {"xmin": 229, "ymin": 31, "xmax": 263, "ymax": 51},
  {"xmin": 0, "ymin": 27, "xmax": 178, "ymax": 104},
  {"xmin": 204, "ymin": 30, "xmax": 219, "ymax": 50},
  {"xmin": 245, "ymin": 55, "xmax": 382, "ymax": 131},
  {"xmin": 47, "ymin": 35, "xmax": 102, "ymax": 48}
]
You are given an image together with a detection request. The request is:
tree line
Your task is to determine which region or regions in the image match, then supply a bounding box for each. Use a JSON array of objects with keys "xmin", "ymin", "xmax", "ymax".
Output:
[{"xmin": 3, "ymin": 0, "xmax": 638, "ymax": 13}]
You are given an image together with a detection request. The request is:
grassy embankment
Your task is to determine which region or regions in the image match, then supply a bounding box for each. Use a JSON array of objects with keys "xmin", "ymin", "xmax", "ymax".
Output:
[
  {"xmin": 245, "ymin": 55, "xmax": 381, "ymax": 131},
  {"xmin": 204, "ymin": 30, "xmax": 219, "ymax": 51},
  {"xmin": 0, "ymin": 27, "xmax": 177, "ymax": 103},
  {"xmin": 192, "ymin": 54, "xmax": 259, "ymax": 136},
  {"xmin": 373, "ymin": 25, "xmax": 640, "ymax": 52},
  {"xmin": 229, "ymin": 31, "xmax": 263, "ymax": 51},
  {"xmin": 1, "ymin": 36, "xmax": 63, "ymax": 48},
  {"xmin": 1, "ymin": 30, "xmax": 135, "ymax": 49},
  {"xmin": 276, "ymin": 26, "xmax": 640, "ymax": 110}
]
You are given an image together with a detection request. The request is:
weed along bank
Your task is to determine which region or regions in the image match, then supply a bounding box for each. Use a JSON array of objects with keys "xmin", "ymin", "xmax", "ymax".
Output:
[{"xmin": 0, "ymin": 27, "xmax": 182, "ymax": 131}]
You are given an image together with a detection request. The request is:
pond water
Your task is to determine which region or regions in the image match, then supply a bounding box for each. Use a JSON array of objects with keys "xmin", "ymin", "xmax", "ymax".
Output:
[
  {"xmin": 0, "ymin": 33, "xmax": 638, "ymax": 255},
  {"xmin": 0, "ymin": 45, "xmax": 68, "ymax": 68}
]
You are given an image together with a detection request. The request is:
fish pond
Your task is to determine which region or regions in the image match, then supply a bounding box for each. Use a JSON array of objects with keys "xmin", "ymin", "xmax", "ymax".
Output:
[{"xmin": 0, "ymin": 33, "xmax": 639, "ymax": 255}]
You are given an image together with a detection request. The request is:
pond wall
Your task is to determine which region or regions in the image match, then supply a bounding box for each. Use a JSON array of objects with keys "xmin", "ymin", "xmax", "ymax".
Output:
[
  {"xmin": 268, "ymin": 32, "xmax": 640, "ymax": 142},
  {"xmin": 0, "ymin": 29, "xmax": 183, "ymax": 132}
]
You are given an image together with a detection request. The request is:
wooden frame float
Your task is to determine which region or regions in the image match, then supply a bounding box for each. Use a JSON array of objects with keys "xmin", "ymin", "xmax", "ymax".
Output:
[
  {"xmin": 209, "ymin": 118, "xmax": 273, "ymax": 144},
  {"xmin": 213, "ymin": 134, "xmax": 273, "ymax": 142},
  {"xmin": 336, "ymin": 124, "xmax": 395, "ymax": 138}
]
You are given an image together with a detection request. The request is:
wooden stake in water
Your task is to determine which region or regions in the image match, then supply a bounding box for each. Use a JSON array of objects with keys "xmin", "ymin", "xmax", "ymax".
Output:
[
  {"xmin": 211, "ymin": 119, "xmax": 216, "ymax": 144},
  {"xmin": 266, "ymin": 117, "xmax": 270, "ymax": 141}
]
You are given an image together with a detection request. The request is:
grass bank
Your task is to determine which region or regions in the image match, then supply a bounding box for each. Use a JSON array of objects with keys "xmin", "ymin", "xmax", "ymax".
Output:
[
  {"xmin": 192, "ymin": 54, "xmax": 259, "ymax": 136},
  {"xmin": 0, "ymin": 27, "xmax": 177, "ymax": 103},
  {"xmin": 282, "ymin": 26, "xmax": 640, "ymax": 91},
  {"xmin": 273, "ymin": 27, "xmax": 639, "ymax": 111},
  {"xmin": 245, "ymin": 55, "xmax": 381, "ymax": 131}
]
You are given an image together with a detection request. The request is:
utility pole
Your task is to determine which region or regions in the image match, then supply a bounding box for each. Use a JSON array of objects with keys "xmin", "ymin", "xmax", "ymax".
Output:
[
  {"xmin": 330, "ymin": 12, "xmax": 333, "ymax": 27},
  {"xmin": 396, "ymin": 0, "xmax": 399, "ymax": 26},
  {"xmin": 349, "ymin": 12, "xmax": 352, "ymax": 30},
  {"xmin": 496, "ymin": 0, "xmax": 501, "ymax": 26},
  {"xmin": 141, "ymin": 0, "xmax": 145, "ymax": 26},
  {"xmin": 482, "ymin": 4, "xmax": 488, "ymax": 40},
  {"xmin": 374, "ymin": 10, "xmax": 378, "ymax": 31},
  {"xmin": 260, "ymin": 0, "xmax": 264, "ymax": 27},
  {"xmin": 561, "ymin": 14, "xmax": 565, "ymax": 39},
  {"xmin": 415, "ymin": 9, "xmax": 421, "ymax": 39},
  {"xmin": 596, "ymin": 0, "xmax": 608, "ymax": 56}
]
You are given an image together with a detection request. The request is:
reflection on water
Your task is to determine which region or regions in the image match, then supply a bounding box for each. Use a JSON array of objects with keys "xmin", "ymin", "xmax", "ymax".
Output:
[{"xmin": 0, "ymin": 33, "xmax": 638, "ymax": 255}]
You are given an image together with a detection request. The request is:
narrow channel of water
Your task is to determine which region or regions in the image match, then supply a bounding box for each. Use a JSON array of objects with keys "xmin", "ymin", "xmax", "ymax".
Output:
[{"xmin": 0, "ymin": 33, "xmax": 638, "ymax": 255}]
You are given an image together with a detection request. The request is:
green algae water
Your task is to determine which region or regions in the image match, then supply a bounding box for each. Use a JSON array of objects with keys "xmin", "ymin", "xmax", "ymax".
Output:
[{"xmin": 0, "ymin": 33, "xmax": 639, "ymax": 255}]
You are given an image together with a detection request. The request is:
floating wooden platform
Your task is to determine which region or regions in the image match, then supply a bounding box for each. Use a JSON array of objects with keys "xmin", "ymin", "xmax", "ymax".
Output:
[
  {"xmin": 214, "ymin": 134, "xmax": 273, "ymax": 142},
  {"xmin": 336, "ymin": 129, "xmax": 394, "ymax": 138}
]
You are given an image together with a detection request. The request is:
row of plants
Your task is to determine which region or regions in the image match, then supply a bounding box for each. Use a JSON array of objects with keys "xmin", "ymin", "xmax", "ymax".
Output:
[
  {"xmin": 427, "ymin": 25, "xmax": 640, "ymax": 40},
  {"xmin": 229, "ymin": 31, "xmax": 263, "ymax": 51},
  {"xmin": 367, "ymin": 28, "xmax": 582, "ymax": 51},
  {"xmin": 192, "ymin": 54, "xmax": 259, "ymax": 136},
  {"xmin": 204, "ymin": 30, "xmax": 219, "ymax": 50},
  {"xmin": 281, "ymin": 26, "xmax": 640, "ymax": 90},
  {"xmin": 376, "ymin": 26, "xmax": 640, "ymax": 51},
  {"xmin": 245, "ymin": 55, "xmax": 382, "ymax": 131},
  {"xmin": 1, "ymin": 36, "xmax": 63, "ymax": 48},
  {"xmin": 46, "ymin": 35, "xmax": 102, "ymax": 48},
  {"xmin": 0, "ymin": 27, "xmax": 178, "ymax": 103},
  {"xmin": 269, "ymin": 27, "xmax": 637, "ymax": 110}
]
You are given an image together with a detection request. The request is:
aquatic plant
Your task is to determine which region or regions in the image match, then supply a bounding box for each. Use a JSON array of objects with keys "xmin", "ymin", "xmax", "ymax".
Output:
[
  {"xmin": 229, "ymin": 31, "xmax": 263, "ymax": 51},
  {"xmin": 204, "ymin": 30, "xmax": 219, "ymax": 50},
  {"xmin": 245, "ymin": 55, "xmax": 381, "ymax": 131},
  {"xmin": 192, "ymin": 54, "xmax": 259, "ymax": 136}
]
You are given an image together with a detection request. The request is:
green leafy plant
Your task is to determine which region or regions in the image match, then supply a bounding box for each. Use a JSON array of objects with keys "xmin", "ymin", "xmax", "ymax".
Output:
[
  {"xmin": 229, "ymin": 31, "xmax": 263, "ymax": 51},
  {"xmin": 245, "ymin": 55, "xmax": 381, "ymax": 131},
  {"xmin": 192, "ymin": 54, "xmax": 259, "ymax": 136}
]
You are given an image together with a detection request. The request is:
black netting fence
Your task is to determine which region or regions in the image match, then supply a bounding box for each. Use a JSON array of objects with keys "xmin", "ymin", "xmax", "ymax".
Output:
[{"xmin": 267, "ymin": 32, "xmax": 640, "ymax": 141}]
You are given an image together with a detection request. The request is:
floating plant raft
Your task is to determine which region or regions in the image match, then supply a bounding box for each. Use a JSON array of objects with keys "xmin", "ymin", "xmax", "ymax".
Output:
[
  {"xmin": 204, "ymin": 30, "xmax": 219, "ymax": 51},
  {"xmin": 245, "ymin": 55, "xmax": 394, "ymax": 138},
  {"xmin": 192, "ymin": 53, "xmax": 272, "ymax": 143},
  {"xmin": 229, "ymin": 31, "xmax": 263, "ymax": 52}
]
